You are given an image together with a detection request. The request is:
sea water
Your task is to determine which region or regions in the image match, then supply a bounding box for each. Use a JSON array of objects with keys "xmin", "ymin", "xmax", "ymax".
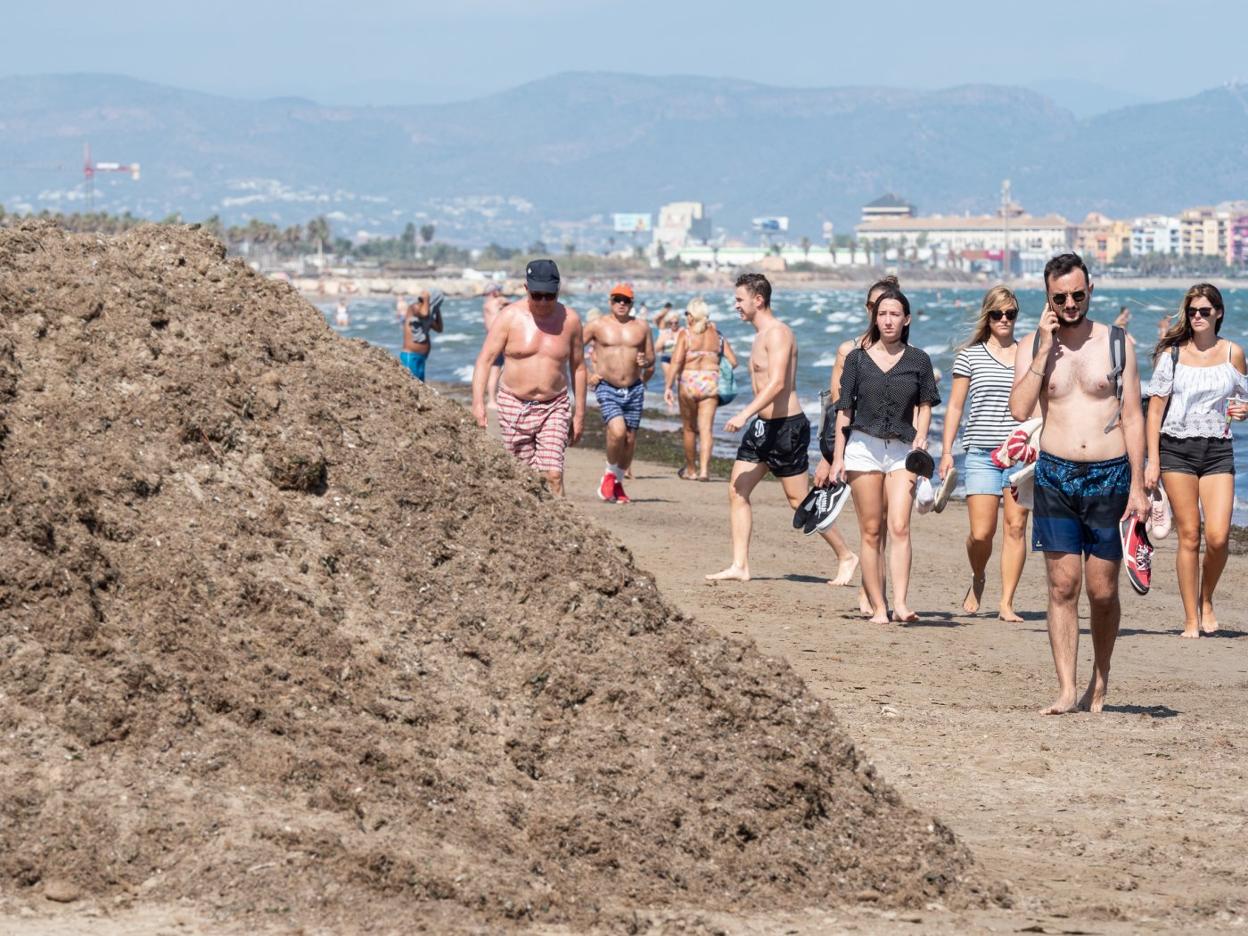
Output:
[{"xmin": 317, "ymin": 285, "xmax": 1248, "ymax": 521}]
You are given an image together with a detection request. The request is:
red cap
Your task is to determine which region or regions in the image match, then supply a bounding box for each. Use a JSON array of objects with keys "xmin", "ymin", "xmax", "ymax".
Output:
[{"xmin": 609, "ymin": 283, "xmax": 634, "ymax": 300}]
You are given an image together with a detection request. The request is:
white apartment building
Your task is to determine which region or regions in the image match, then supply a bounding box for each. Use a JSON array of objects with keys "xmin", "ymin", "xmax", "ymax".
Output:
[
  {"xmin": 855, "ymin": 212, "xmax": 1074, "ymax": 273},
  {"xmin": 652, "ymin": 201, "xmax": 712, "ymax": 254},
  {"xmin": 1130, "ymin": 215, "xmax": 1180, "ymax": 256}
]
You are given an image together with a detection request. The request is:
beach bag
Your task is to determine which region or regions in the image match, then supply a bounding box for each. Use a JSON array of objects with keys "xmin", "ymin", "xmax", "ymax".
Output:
[{"xmin": 717, "ymin": 335, "xmax": 737, "ymax": 405}]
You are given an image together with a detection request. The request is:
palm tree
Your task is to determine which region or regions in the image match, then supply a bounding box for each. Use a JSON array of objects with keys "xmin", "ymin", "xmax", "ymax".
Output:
[
  {"xmin": 306, "ymin": 216, "xmax": 331, "ymax": 252},
  {"xmin": 800, "ymin": 236, "xmax": 812, "ymax": 260}
]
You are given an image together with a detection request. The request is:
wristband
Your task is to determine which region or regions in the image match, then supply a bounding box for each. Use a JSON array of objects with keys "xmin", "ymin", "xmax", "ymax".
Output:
[{"xmin": 1029, "ymin": 364, "xmax": 1047, "ymax": 377}]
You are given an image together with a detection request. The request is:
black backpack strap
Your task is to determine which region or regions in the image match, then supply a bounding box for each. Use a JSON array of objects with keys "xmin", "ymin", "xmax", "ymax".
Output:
[{"xmin": 1103, "ymin": 324, "xmax": 1127, "ymax": 434}]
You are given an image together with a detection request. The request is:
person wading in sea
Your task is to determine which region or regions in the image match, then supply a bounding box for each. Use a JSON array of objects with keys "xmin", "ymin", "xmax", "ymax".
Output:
[{"xmin": 479, "ymin": 282, "xmax": 509, "ymax": 409}]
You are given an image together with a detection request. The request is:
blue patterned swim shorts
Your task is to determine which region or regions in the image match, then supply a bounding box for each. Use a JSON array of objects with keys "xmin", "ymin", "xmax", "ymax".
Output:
[{"xmin": 1032, "ymin": 452, "xmax": 1131, "ymax": 560}]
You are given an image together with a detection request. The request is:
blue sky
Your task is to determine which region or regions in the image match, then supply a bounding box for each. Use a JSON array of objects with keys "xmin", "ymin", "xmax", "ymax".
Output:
[{"xmin": 10, "ymin": 0, "xmax": 1243, "ymax": 110}]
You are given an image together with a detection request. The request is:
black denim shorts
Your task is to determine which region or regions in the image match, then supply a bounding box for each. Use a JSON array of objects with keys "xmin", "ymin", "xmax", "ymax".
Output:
[{"xmin": 1159, "ymin": 433, "xmax": 1235, "ymax": 478}]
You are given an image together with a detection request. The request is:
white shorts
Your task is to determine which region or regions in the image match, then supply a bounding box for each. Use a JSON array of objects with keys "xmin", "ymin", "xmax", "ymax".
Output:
[{"xmin": 844, "ymin": 432, "xmax": 911, "ymax": 474}]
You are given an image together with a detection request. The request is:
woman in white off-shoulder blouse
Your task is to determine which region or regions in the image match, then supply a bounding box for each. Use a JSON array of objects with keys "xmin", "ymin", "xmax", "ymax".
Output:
[{"xmin": 1145, "ymin": 283, "xmax": 1248, "ymax": 637}]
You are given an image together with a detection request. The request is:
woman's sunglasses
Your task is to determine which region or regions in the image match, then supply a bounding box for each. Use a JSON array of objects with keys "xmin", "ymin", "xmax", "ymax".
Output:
[
  {"xmin": 1187, "ymin": 305, "xmax": 1218, "ymax": 319},
  {"xmin": 989, "ymin": 308, "xmax": 1019, "ymax": 322}
]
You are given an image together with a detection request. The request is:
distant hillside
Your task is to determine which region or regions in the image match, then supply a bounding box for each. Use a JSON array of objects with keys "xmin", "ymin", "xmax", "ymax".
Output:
[{"xmin": 1, "ymin": 72, "xmax": 1246, "ymax": 244}]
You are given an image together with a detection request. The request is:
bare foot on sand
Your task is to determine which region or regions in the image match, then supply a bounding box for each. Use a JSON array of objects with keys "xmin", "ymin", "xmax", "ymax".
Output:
[
  {"xmin": 868, "ymin": 610, "xmax": 891, "ymax": 625},
  {"xmin": 962, "ymin": 575, "xmax": 986, "ymax": 614},
  {"xmin": 706, "ymin": 565, "xmax": 749, "ymax": 582},
  {"xmin": 1200, "ymin": 603, "xmax": 1219, "ymax": 635},
  {"xmin": 998, "ymin": 605, "xmax": 1024, "ymax": 623},
  {"xmin": 891, "ymin": 607, "xmax": 919, "ymax": 623},
  {"xmin": 827, "ymin": 552, "xmax": 859, "ymax": 587},
  {"xmin": 1180, "ymin": 622, "xmax": 1200, "ymax": 639},
  {"xmin": 858, "ymin": 588, "xmax": 874, "ymax": 615},
  {"xmin": 1078, "ymin": 672, "xmax": 1109, "ymax": 713},
  {"xmin": 1041, "ymin": 692, "xmax": 1079, "ymax": 715}
]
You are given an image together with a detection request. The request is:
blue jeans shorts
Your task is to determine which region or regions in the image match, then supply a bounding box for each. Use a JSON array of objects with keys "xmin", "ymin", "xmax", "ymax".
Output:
[{"xmin": 963, "ymin": 446, "xmax": 1013, "ymax": 496}]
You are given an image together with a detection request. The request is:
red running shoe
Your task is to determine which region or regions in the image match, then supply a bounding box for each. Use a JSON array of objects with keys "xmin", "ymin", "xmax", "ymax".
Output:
[
  {"xmin": 1120, "ymin": 516, "xmax": 1153, "ymax": 595},
  {"xmin": 612, "ymin": 474, "xmax": 630, "ymax": 505},
  {"xmin": 597, "ymin": 471, "xmax": 617, "ymax": 502}
]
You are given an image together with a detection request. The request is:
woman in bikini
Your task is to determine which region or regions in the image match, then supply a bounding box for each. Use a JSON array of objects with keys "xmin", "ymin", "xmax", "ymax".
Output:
[
  {"xmin": 664, "ymin": 298, "xmax": 737, "ymax": 480},
  {"xmin": 1145, "ymin": 283, "xmax": 1248, "ymax": 637}
]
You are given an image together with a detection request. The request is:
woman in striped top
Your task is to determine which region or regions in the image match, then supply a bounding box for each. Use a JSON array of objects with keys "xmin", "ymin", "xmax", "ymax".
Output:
[
  {"xmin": 938, "ymin": 285, "xmax": 1031, "ymax": 622},
  {"xmin": 1144, "ymin": 283, "xmax": 1248, "ymax": 637}
]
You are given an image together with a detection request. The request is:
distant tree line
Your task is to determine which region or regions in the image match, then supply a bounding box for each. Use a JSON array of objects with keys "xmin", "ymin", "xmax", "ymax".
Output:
[{"xmin": 0, "ymin": 206, "xmax": 482, "ymax": 265}]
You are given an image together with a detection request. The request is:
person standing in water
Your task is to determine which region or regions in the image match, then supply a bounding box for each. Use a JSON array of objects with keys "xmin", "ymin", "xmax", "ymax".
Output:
[
  {"xmin": 400, "ymin": 289, "xmax": 443, "ymax": 382},
  {"xmin": 479, "ymin": 283, "xmax": 509, "ymax": 409}
]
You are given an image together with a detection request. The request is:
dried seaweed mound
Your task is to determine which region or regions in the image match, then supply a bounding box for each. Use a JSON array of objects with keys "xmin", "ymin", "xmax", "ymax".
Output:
[{"xmin": 0, "ymin": 223, "xmax": 996, "ymax": 930}]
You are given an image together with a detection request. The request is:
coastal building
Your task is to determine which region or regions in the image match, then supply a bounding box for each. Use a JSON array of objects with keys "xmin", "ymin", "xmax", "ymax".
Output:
[
  {"xmin": 1073, "ymin": 213, "xmax": 1132, "ymax": 266},
  {"xmin": 1179, "ymin": 206, "xmax": 1229, "ymax": 259},
  {"xmin": 1231, "ymin": 213, "xmax": 1248, "ymax": 267},
  {"xmin": 1130, "ymin": 215, "xmax": 1180, "ymax": 256},
  {"xmin": 652, "ymin": 201, "xmax": 712, "ymax": 255},
  {"xmin": 672, "ymin": 243, "xmax": 870, "ymax": 268},
  {"xmin": 855, "ymin": 209, "xmax": 1073, "ymax": 274},
  {"xmin": 860, "ymin": 194, "xmax": 915, "ymax": 223}
]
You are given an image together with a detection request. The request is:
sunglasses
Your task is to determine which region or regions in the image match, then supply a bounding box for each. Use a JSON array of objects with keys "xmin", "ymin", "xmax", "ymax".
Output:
[
  {"xmin": 529, "ymin": 291, "xmax": 557, "ymax": 301},
  {"xmin": 989, "ymin": 308, "xmax": 1018, "ymax": 322},
  {"xmin": 1050, "ymin": 290, "xmax": 1087, "ymax": 306},
  {"xmin": 1187, "ymin": 305, "xmax": 1218, "ymax": 319},
  {"xmin": 611, "ymin": 295, "xmax": 633, "ymax": 304}
]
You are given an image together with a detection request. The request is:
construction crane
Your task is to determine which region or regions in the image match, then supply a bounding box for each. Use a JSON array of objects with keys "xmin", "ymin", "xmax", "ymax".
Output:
[{"xmin": 83, "ymin": 143, "xmax": 140, "ymax": 210}]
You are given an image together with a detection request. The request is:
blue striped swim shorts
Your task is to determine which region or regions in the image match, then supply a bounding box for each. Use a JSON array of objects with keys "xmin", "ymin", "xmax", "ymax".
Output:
[{"xmin": 595, "ymin": 380, "xmax": 645, "ymax": 429}]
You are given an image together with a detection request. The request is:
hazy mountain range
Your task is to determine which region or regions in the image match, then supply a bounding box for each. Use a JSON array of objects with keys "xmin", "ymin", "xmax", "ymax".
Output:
[{"xmin": 1, "ymin": 72, "xmax": 1246, "ymax": 244}]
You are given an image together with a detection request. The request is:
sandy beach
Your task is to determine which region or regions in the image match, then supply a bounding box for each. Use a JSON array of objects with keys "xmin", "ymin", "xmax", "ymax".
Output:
[{"xmin": 556, "ymin": 438, "xmax": 1248, "ymax": 933}]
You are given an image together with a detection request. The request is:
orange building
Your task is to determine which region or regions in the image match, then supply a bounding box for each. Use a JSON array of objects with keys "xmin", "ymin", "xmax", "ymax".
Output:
[{"xmin": 1073, "ymin": 213, "xmax": 1132, "ymax": 266}]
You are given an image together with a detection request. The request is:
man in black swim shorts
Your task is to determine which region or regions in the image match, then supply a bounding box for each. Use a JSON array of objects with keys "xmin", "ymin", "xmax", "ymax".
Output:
[{"xmin": 707, "ymin": 273, "xmax": 858, "ymax": 583}]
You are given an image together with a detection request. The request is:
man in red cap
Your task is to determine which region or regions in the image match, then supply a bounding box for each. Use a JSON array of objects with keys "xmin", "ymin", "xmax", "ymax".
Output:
[{"xmin": 581, "ymin": 283, "xmax": 655, "ymax": 503}]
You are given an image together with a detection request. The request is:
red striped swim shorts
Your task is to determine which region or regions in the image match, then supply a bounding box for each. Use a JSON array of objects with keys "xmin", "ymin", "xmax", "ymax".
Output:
[{"xmin": 496, "ymin": 387, "xmax": 571, "ymax": 474}]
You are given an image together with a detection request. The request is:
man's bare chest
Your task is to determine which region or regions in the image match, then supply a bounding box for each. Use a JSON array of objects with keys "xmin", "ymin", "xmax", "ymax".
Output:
[{"xmin": 1047, "ymin": 349, "xmax": 1113, "ymax": 401}]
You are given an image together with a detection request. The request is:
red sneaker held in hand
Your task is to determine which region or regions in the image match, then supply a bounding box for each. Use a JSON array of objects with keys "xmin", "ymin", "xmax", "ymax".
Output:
[{"xmin": 1120, "ymin": 516, "xmax": 1153, "ymax": 595}]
